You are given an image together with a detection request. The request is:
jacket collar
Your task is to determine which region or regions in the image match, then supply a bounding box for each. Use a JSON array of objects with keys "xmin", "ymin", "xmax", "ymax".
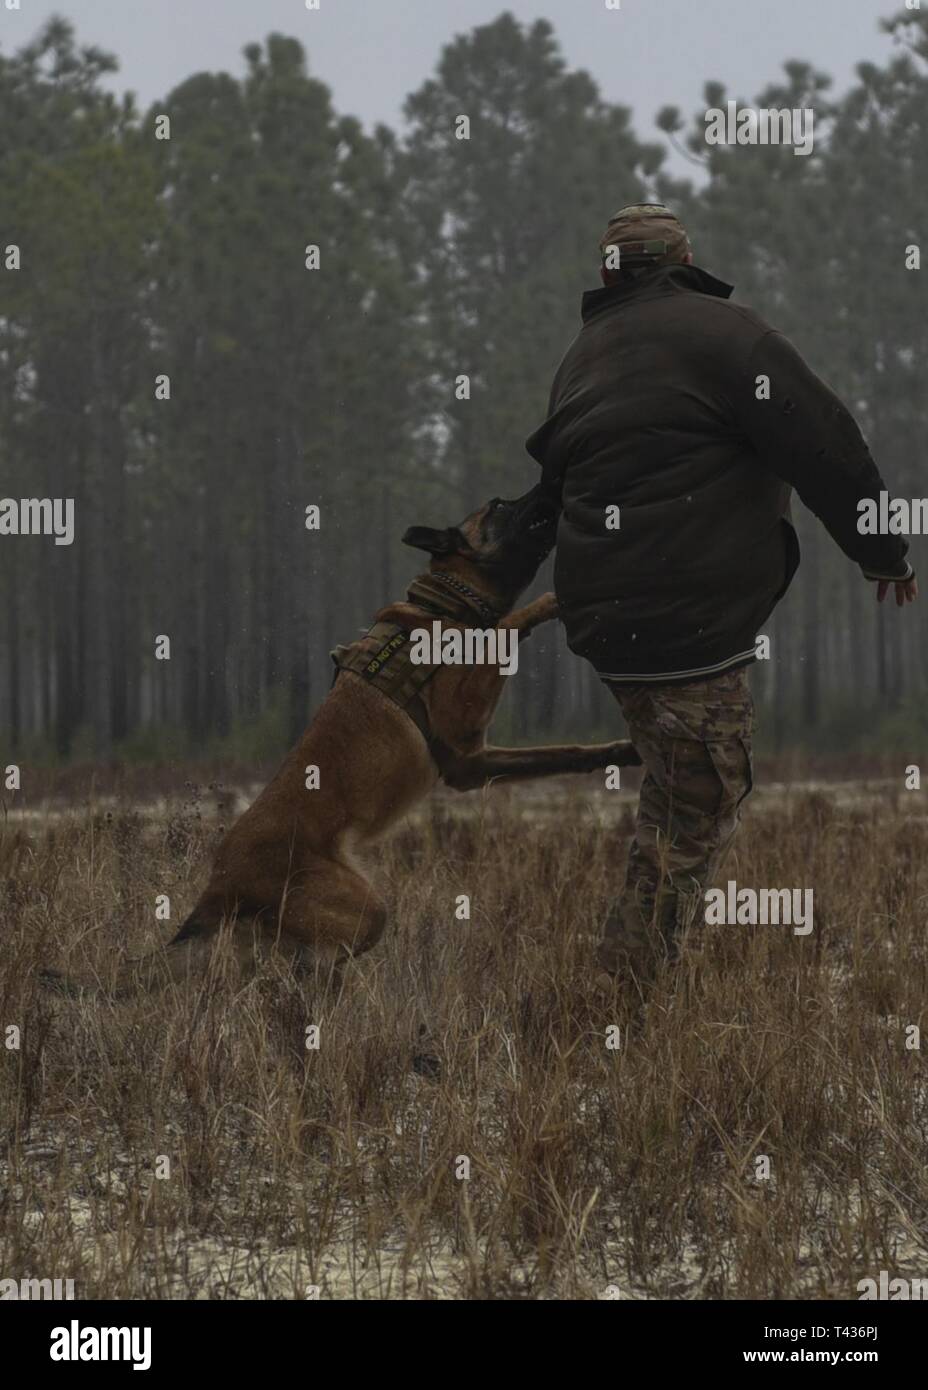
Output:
[{"xmin": 580, "ymin": 263, "xmax": 734, "ymax": 323}]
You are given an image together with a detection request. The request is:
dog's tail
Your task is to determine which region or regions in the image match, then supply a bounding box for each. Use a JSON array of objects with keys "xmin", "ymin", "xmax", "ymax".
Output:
[{"xmin": 40, "ymin": 913, "xmax": 217, "ymax": 1000}]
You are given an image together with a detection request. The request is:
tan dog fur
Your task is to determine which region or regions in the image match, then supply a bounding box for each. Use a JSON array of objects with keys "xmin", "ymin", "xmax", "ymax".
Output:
[{"xmin": 44, "ymin": 494, "xmax": 638, "ymax": 995}]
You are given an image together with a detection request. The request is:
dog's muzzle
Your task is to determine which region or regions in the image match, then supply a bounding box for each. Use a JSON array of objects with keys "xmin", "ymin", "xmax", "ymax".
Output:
[{"xmin": 511, "ymin": 486, "xmax": 560, "ymax": 555}]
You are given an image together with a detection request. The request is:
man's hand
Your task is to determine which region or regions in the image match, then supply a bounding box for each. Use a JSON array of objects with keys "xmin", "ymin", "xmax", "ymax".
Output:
[{"xmin": 876, "ymin": 575, "xmax": 918, "ymax": 607}]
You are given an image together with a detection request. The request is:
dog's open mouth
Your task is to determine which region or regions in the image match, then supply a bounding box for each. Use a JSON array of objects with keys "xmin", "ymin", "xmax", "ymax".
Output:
[
  {"xmin": 477, "ymin": 485, "xmax": 559, "ymax": 567},
  {"xmin": 517, "ymin": 495, "xmax": 559, "ymax": 543}
]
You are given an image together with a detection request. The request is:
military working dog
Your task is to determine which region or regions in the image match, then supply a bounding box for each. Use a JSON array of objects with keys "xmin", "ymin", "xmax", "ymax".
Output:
[{"xmin": 44, "ymin": 487, "xmax": 639, "ymax": 994}]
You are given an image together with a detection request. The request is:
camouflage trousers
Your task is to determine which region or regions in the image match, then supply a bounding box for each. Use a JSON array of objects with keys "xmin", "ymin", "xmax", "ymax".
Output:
[{"xmin": 597, "ymin": 666, "xmax": 755, "ymax": 976}]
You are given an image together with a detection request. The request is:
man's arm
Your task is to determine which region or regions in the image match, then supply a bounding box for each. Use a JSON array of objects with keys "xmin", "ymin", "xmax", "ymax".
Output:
[
  {"xmin": 734, "ymin": 329, "xmax": 914, "ymax": 594},
  {"xmin": 524, "ymin": 358, "xmax": 570, "ymax": 504}
]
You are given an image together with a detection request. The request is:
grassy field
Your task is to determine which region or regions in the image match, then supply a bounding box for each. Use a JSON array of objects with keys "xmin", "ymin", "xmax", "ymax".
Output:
[{"xmin": 1, "ymin": 770, "xmax": 926, "ymax": 1299}]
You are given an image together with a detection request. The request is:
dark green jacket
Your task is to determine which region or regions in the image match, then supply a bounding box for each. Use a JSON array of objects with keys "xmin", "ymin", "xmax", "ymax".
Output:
[{"xmin": 526, "ymin": 264, "xmax": 910, "ymax": 683}]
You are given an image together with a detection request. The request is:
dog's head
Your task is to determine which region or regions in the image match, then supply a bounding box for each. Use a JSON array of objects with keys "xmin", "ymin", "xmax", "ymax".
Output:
[{"xmin": 402, "ymin": 485, "xmax": 559, "ymax": 606}]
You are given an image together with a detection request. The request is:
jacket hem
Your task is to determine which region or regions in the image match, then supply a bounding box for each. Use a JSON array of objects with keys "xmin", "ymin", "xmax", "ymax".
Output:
[{"xmin": 597, "ymin": 648, "xmax": 757, "ymax": 685}]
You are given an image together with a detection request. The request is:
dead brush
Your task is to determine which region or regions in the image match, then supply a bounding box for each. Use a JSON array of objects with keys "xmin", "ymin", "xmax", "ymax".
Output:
[{"xmin": 0, "ymin": 776, "xmax": 925, "ymax": 1298}]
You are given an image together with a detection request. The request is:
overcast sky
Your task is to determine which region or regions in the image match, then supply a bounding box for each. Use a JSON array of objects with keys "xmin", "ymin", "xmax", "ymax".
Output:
[{"xmin": 1, "ymin": 0, "xmax": 907, "ymax": 180}]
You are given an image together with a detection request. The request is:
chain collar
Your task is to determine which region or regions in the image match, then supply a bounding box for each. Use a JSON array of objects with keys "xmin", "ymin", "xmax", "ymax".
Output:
[{"xmin": 406, "ymin": 570, "xmax": 502, "ymax": 627}]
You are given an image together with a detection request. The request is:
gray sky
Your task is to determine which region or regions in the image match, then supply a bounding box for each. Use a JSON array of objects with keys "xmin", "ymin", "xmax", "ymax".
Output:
[{"xmin": 1, "ymin": 0, "xmax": 907, "ymax": 180}]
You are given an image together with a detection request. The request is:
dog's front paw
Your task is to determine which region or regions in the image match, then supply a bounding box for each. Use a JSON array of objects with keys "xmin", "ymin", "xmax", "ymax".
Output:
[
  {"xmin": 607, "ymin": 740, "xmax": 641, "ymax": 767},
  {"xmin": 534, "ymin": 591, "xmax": 558, "ymax": 623}
]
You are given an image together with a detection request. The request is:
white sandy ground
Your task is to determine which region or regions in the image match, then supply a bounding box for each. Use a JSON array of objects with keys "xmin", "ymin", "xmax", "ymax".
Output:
[
  {"xmin": 2, "ymin": 777, "xmax": 920, "ymax": 833},
  {"xmin": 4, "ymin": 1109, "xmax": 926, "ymax": 1300}
]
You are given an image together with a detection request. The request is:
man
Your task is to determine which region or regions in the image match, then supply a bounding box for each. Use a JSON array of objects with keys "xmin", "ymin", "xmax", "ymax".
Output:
[{"xmin": 525, "ymin": 204, "xmax": 916, "ymax": 989}]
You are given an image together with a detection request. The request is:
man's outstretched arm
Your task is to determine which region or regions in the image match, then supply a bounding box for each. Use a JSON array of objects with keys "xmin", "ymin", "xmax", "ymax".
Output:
[{"xmin": 734, "ymin": 329, "xmax": 916, "ymax": 604}]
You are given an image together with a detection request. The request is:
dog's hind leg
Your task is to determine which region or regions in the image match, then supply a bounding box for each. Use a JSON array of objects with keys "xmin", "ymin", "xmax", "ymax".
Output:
[
  {"xmin": 42, "ymin": 863, "xmax": 388, "ymax": 1000},
  {"xmin": 272, "ymin": 858, "xmax": 388, "ymax": 975}
]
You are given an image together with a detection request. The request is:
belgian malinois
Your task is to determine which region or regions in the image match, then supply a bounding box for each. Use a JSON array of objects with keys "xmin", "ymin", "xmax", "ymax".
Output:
[{"xmin": 44, "ymin": 486, "xmax": 639, "ymax": 995}]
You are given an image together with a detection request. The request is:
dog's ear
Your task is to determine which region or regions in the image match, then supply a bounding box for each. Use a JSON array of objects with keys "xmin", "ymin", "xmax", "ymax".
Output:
[{"xmin": 401, "ymin": 525, "xmax": 466, "ymax": 556}]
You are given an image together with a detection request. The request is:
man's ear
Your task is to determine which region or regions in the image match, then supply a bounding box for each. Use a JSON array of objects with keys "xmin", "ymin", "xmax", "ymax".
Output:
[{"xmin": 401, "ymin": 525, "xmax": 464, "ymax": 556}]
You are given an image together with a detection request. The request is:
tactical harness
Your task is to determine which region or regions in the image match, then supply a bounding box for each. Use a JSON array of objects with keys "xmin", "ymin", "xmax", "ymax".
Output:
[{"xmin": 329, "ymin": 572, "xmax": 503, "ymax": 750}]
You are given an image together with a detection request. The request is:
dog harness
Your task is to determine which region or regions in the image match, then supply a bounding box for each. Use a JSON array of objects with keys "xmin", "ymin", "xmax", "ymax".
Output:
[{"xmin": 329, "ymin": 572, "xmax": 502, "ymax": 746}]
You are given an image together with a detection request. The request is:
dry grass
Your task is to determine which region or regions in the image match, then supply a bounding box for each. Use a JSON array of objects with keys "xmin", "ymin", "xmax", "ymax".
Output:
[{"xmin": 1, "ymin": 776, "xmax": 926, "ymax": 1299}]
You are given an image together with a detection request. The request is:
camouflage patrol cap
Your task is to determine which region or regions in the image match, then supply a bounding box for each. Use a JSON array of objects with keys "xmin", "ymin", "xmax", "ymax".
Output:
[{"xmin": 599, "ymin": 203, "xmax": 691, "ymax": 270}]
